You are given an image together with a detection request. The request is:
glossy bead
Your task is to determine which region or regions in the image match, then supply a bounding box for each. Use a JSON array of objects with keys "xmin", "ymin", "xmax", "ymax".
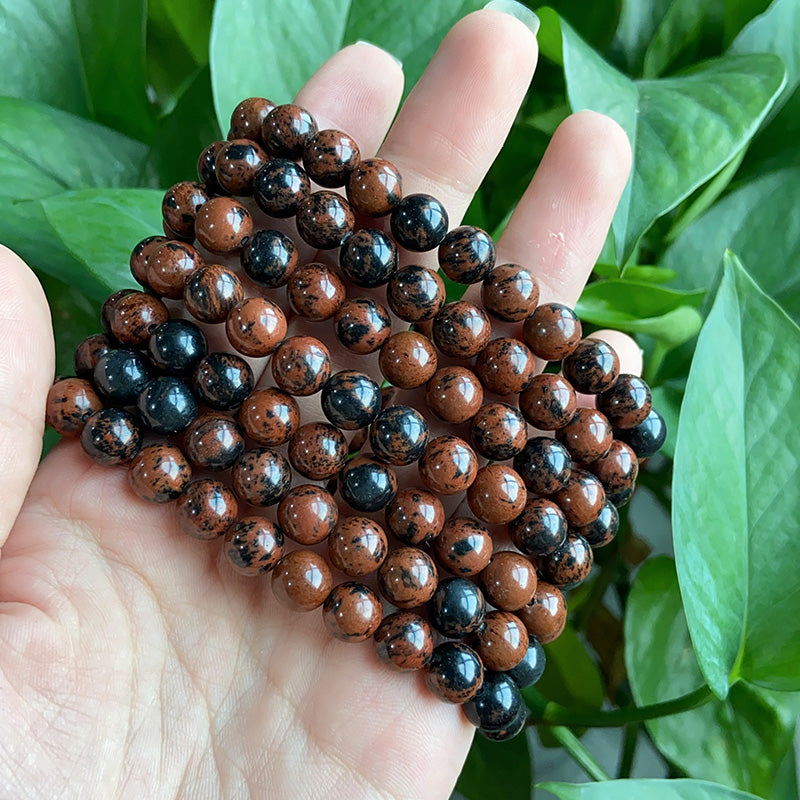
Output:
[
  {"xmin": 437, "ymin": 225, "xmax": 495, "ymax": 283},
  {"xmin": 252, "ymin": 159, "xmax": 310, "ymax": 218},
  {"xmin": 80, "ymin": 408, "xmax": 141, "ymax": 465},
  {"xmin": 225, "ymin": 517, "xmax": 284, "ymax": 575},
  {"xmin": 513, "ymin": 437, "xmax": 573, "ymax": 495},
  {"xmin": 480, "ymin": 702, "xmax": 528, "ymax": 741},
  {"xmin": 74, "ymin": 333, "xmax": 112, "ymax": 378},
  {"xmin": 535, "ymin": 533, "xmax": 594, "ymax": 588},
  {"xmin": 175, "ymin": 478, "xmax": 237, "ymax": 539},
  {"xmin": 340, "ymin": 455, "xmax": 397, "ymax": 512},
  {"xmin": 346, "ymin": 158, "xmax": 402, "ymax": 216},
  {"xmin": 262, "ymin": 104, "xmax": 317, "ymax": 157},
  {"xmin": 296, "ymin": 190, "xmax": 354, "ymax": 250},
  {"xmin": 288, "ymin": 421, "xmax": 347, "ymax": 480},
  {"xmin": 146, "ymin": 240, "xmax": 204, "ymax": 299},
  {"xmin": 474, "ymin": 611, "xmax": 529, "ymax": 672},
  {"xmin": 369, "ymin": 405, "xmax": 429, "ymax": 466},
  {"xmin": 475, "ymin": 338, "xmax": 536, "ymax": 395},
  {"xmin": 229, "ymin": 96, "xmax": 275, "ymax": 141},
  {"xmin": 162, "ymin": 181, "xmax": 208, "ymax": 238},
  {"xmin": 562, "ymin": 338, "xmax": 621, "ymax": 394},
  {"xmin": 578, "ymin": 500, "xmax": 619, "ymax": 548},
  {"xmin": 425, "ymin": 642, "xmax": 484, "ymax": 704},
  {"xmin": 321, "ymin": 370, "xmax": 381, "ymax": 430},
  {"xmin": 419, "ymin": 435, "xmax": 478, "ymax": 495},
  {"xmin": 608, "ymin": 485, "xmax": 635, "ymax": 508},
  {"xmin": 469, "ymin": 402, "xmax": 527, "ymax": 461},
  {"xmin": 519, "ymin": 373, "xmax": 577, "ymax": 430},
  {"xmin": 426, "ymin": 366, "xmax": 483, "ymax": 424},
  {"xmin": 464, "ymin": 670, "xmax": 524, "ymax": 731},
  {"xmin": 197, "ymin": 140, "xmax": 228, "ymax": 196},
  {"xmin": 481, "ymin": 263, "xmax": 539, "ymax": 321},
  {"xmin": 302, "ymin": 128, "xmax": 360, "ymax": 187},
  {"xmin": 323, "ymin": 582, "xmax": 383, "ymax": 642},
  {"xmin": 598, "ymin": 374, "xmax": 652, "ymax": 429},
  {"xmin": 467, "ymin": 465, "xmax": 527, "ymax": 525},
  {"xmin": 278, "ymin": 484, "xmax": 338, "ymax": 545},
  {"xmin": 517, "ymin": 582, "xmax": 566, "ymax": 644},
  {"xmin": 556, "ymin": 407, "xmax": 613, "ymax": 462},
  {"xmin": 225, "ymin": 296, "xmax": 286, "ymax": 357},
  {"xmin": 386, "ymin": 265, "xmax": 445, "ymax": 322},
  {"xmin": 379, "ymin": 331, "xmax": 437, "ymax": 389},
  {"xmin": 616, "ymin": 408, "xmax": 667, "ymax": 458},
  {"xmin": 239, "ymin": 388, "xmax": 300, "ymax": 447},
  {"xmin": 232, "ymin": 447, "xmax": 292, "ymax": 506},
  {"xmin": 384, "ymin": 488, "xmax": 445, "ymax": 545},
  {"xmin": 287, "ymin": 262, "xmax": 346, "ymax": 320},
  {"xmin": 183, "ymin": 413, "xmax": 244, "ymax": 471},
  {"xmin": 215, "ymin": 139, "xmax": 268, "ymax": 195},
  {"xmin": 506, "ymin": 637, "xmax": 546, "ymax": 689},
  {"xmin": 193, "ymin": 352, "xmax": 253, "ymax": 410},
  {"xmin": 241, "ymin": 228, "xmax": 298, "ymax": 286},
  {"xmin": 509, "ymin": 498, "xmax": 568, "ymax": 557},
  {"xmin": 100, "ymin": 289, "xmax": 135, "ymax": 336},
  {"xmin": 334, "ymin": 297, "xmax": 392, "ymax": 354},
  {"xmin": 147, "ymin": 319, "xmax": 207, "ymax": 375},
  {"xmin": 481, "ymin": 551, "xmax": 537, "ymax": 612},
  {"xmin": 338, "ymin": 229, "xmax": 399, "ymax": 291},
  {"xmin": 553, "ymin": 469, "xmax": 606, "ymax": 527},
  {"xmin": 194, "ymin": 197, "xmax": 252, "ymax": 254},
  {"xmin": 328, "ymin": 516, "xmax": 388, "ymax": 577},
  {"xmin": 432, "ymin": 301, "xmax": 491, "ymax": 358},
  {"xmin": 109, "ymin": 291, "xmax": 169, "ymax": 348},
  {"xmin": 271, "ymin": 549, "xmax": 332, "ymax": 611},
  {"xmin": 591, "ymin": 439, "xmax": 639, "ymax": 496},
  {"xmin": 378, "ymin": 547, "xmax": 438, "ymax": 609},
  {"xmin": 429, "ymin": 577, "xmax": 486, "ymax": 638},
  {"xmin": 93, "ymin": 349, "xmax": 151, "ymax": 404},
  {"xmin": 128, "ymin": 443, "xmax": 191, "ymax": 503},
  {"xmin": 523, "ymin": 303, "xmax": 582, "ymax": 361},
  {"xmin": 184, "ymin": 264, "xmax": 244, "ymax": 324},
  {"xmin": 390, "ymin": 193, "xmax": 449, "ymax": 252},
  {"xmin": 271, "ymin": 336, "xmax": 331, "ymax": 396},
  {"xmin": 374, "ymin": 611, "xmax": 434, "ymax": 670},
  {"xmin": 137, "ymin": 376, "xmax": 197, "ymax": 434},
  {"xmin": 130, "ymin": 235, "xmax": 167, "ymax": 287},
  {"xmin": 46, "ymin": 377, "xmax": 103, "ymax": 436},
  {"xmin": 434, "ymin": 518, "xmax": 493, "ymax": 577}
]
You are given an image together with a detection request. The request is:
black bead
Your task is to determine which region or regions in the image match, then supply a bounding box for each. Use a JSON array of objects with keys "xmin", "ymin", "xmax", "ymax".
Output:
[
  {"xmin": 580, "ymin": 500, "xmax": 619, "ymax": 548},
  {"xmin": 80, "ymin": 408, "xmax": 142, "ymax": 465},
  {"xmin": 339, "ymin": 458, "xmax": 397, "ymax": 512},
  {"xmin": 480, "ymin": 703, "xmax": 528, "ymax": 741},
  {"xmin": 241, "ymin": 228, "xmax": 298, "ymax": 288},
  {"xmin": 607, "ymin": 485, "xmax": 634, "ymax": 507},
  {"xmin": 469, "ymin": 403, "xmax": 527, "ymax": 461},
  {"xmin": 338, "ymin": 228, "xmax": 398, "ymax": 287},
  {"xmin": 147, "ymin": 319, "xmax": 207, "ymax": 375},
  {"xmin": 464, "ymin": 671, "xmax": 524, "ymax": 730},
  {"xmin": 321, "ymin": 371, "xmax": 382, "ymax": 431},
  {"xmin": 509, "ymin": 500, "xmax": 568, "ymax": 557},
  {"xmin": 513, "ymin": 437, "xmax": 572, "ymax": 495},
  {"xmin": 136, "ymin": 376, "xmax": 198, "ymax": 434},
  {"xmin": 390, "ymin": 193, "xmax": 449, "ymax": 252},
  {"xmin": 93, "ymin": 349, "xmax": 152, "ymax": 404},
  {"xmin": 505, "ymin": 638, "xmax": 546, "ymax": 689},
  {"xmin": 369, "ymin": 405, "xmax": 429, "ymax": 466},
  {"xmin": 424, "ymin": 642, "xmax": 484, "ymax": 704},
  {"xmin": 252, "ymin": 159, "xmax": 310, "ymax": 218},
  {"xmin": 428, "ymin": 577, "xmax": 486, "ymax": 638},
  {"xmin": 616, "ymin": 408, "xmax": 667, "ymax": 458},
  {"xmin": 193, "ymin": 353, "xmax": 254, "ymax": 410}
]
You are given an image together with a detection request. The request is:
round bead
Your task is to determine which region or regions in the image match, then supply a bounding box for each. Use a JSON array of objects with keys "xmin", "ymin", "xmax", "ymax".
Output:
[
  {"xmin": 288, "ymin": 421, "xmax": 347, "ymax": 480},
  {"xmin": 378, "ymin": 547, "xmax": 438, "ymax": 609},
  {"xmin": 109, "ymin": 291, "xmax": 169, "ymax": 347},
  {"xmin": 175, "ymin": 478, "xmax": 238, "ymax": 539},
  {"xmin": 334, "ymin": 297, "xmax": 392, "ymax": 354},
  {"xmin": 225, "ymin": 296, "xmax": 286, "ymax": 357},
  {"xmin": 419, "ymin": 435, "xmax": 478, "ymax": 495},
  {"xmin": 262, "ymin": 104, "xmax": 317, "ymax": 157},
  {"xmin": 287, "ymin": 262, "xmax": 345, "ymax": 320},
  {"xmin": 80, "ymin": 408, "xmax": 141, "ymax": 465},
  {"xmin": 295, "ymin": 190, "xmax": 354, "ymax": 250},
  {"xmin": 509, "ymin": 498, "xmax": 568, "ymax": 557},
  {"xmin": 429, "ymin": 576, "xmax": 486, "ymax": 638},
  {"xmin": 162, "ymin": 181, "xmax": 208, "ymax": 239},
  {"xmin": 616, "ymin": 408, "xmax": 667, "ymax": 458},
  {"xmin": 253, "ymin": 158, "xmax": 310, "ymax": 217},
  {"xmin": 469, "ymin": 402, "xmax": 527, "ymax": 461},
  {"xmin": 464, "ymin": 670, "xmax": 524, "ymax": 731},
  {"xmin": 481, "ymin": 263, "xmax": 539, "ymax": 321},
  {"xmin": 101, "ymin": 289, "xmax": 135, "ymax": 336},
  {"xmin": 562, "ymin": 338, "xmax": 621, "ymax": 394},
  {"xmin": 271, "ymin": 549, "xmax": 332, "ymax": 612},
  {"xmin": 379, "ymin": 331, "xmax": 437, "ymax": 389},
  {"xmin": 241, "ymin": 228, "xmax": 298, "ymax": 286},
  {"xmin": 523, "ymin": 303, "xmax": 582, "ymax": 361},
  {"xmin": 146, "ymin": 241, "xmax": 204, "ymax": 299},
  {"xmin": 225, "ymin": 517, "xmax": 284, "ymax": 575},
  {"xmin": 519, "ymin": 373, "xmax": 577, "ymax": 430},
  {"xmin": 480, "ymin": 703, "xmax": 528, "ymax": 741},
  {"xmin": 238, "ymin": 388, "xmax": 300, "ymax": 446},
  {"xmin": 374, "ymin": 611, "xmax": 434, "ymax": 671},
  {"xmin": 338, "ymin": 228, "xmax": 397, "ymax": 288},
  {"xmin": 474, "ymin": 611, "xmax": 529, "ymax": 672},
  {"xmin": 369, "ymin": 405, "xmax": 429, "ymax": 466},
  {"xmin": 320, "ymin": 370, "xmax": 381, "ymax": 431},
  {"xmin": 506, "ymin": 638, "xmax": 546, "ymax": 689},
  {"xmin": 597, "ymin": 374, "xmax": 652, "ymax": 429},
  {"xmin": 591, "ymin": 440, "xmax": 639, "ymax": 496},
  {"xmin": 215, "ymin": 139, "xmax": 268, "ymax": 195},
  {"xmin": 128, "ymin": 443, "xmax": 191, "ymax": 503},
  {"xmin": 229, "ymin": 96, "xmax": 275, "ymax": 141},
  {"xmin": 474, "ymin": 338, "xmax": 536, "ymax": 396},
  {"xmin": 426, "ymin": 366, "xmax": 484, "ymax": 424},
  {"xmin": 339, "ymin": 456, "xmax": 397, "ymax": 512},
  {"xmin": 278, "ymin": 484, "xmax": 338, "ymax": 545},
  {"xmin": 481, "ymin": 552, "xmax": 537, "ymax": 612},
  {"xmin": 467, "ymin": 465, "xmax": 527, "ymax": 525},
  {"xmin": 328, "ymin": 516, "xmax": 388, "ymax": 577},
  {"xmin": 553, "ymin": 469, "xmax": 606, "ymax": 527},
  {"xmin": 46, "ymin": 377, "xmax": 103, "ymax": 436},
  {"xmin": 197, "ymin": 140, "xmax": 228, "ymax": 196},
  {"xmin": 74, "ymin": 333, "xmax": 112, "ymax": 378},
  {"xmin": 434, "ymin": 518, "xmax": 493, "ymax": 577},
  {"xmin": 517, "ymin": 582, "xmax": 567, "ymax": 644},
  {"xmin": 535, "ymin": 533, "xmax": 594, "ymax": 588},
  {"xmin": 194, "ymin": 197, "xmax": 252, "ymax": 254},
  {"xmin": 346, "ymin": 158, "xmax": 402, "ymax": 216},
  {"xmin": 302, "ymin": 128, "xmax": 360, "ymax": 187},
  {"xmin": 437, "ymin": 225, "xmax": 495, "ymax": 284},
  {"xmin": 183, "ymin": 413, "xmax": 244, "ymax": 471},
  {"xmin": 384, "ymin": 488, "xmax": 445, "ymax": 546},
  {"xmin": 578, "ymin": 500, "xmax": 619, "ymax": 548},
  {"xmin": 271, "ymin": 336, "xmax": 331, "ymax": 396},
  {"xmin": 432, "ymin": 301, "xmax": 491, "ymax": 358},
  {"xmin": 130, "ymin": 235, "xmax": 167, "ymax": 287},
  {"xmin": 425, "ymin": 642, "xmax": 484, "ymax": 704},
  {"xmin": 608, "ymin": 485, "xmax": 635, "ymax": 508},
  {"xmin": 232, "ymin": 447, "xmax": 292, "ymax": 506},
  {"xmin": 184, "ymin": 264, "xmax": 244, "ymax": 324},
  {"xmin": 193, "ymin": 352, "xmax": 253, "ymax": 410},
  {"xmin": 556, "ymin": 407, "xmax": 613, "ymax": 463},
  {"xmin": 390, "ymin": 193, "xmax": 449, "ymax": 252},
  {"xmin": 513, "ymin": 437, "xmax": 572, "ymax": 495},
  {"xmin": 136, "ymin": 376, "xmax": 197, "ymax": 434},
  {"xmin": 323, "ymin": 582, "xmax": 383, "ymax": 642},
  {"xmin": 93, "ymin": 349, "xmax": 151, "ymax": 404},
  {"xmin": 147, "ymin": 319, "xmax": 207, "ymax": 375},
  {"xmin": 386, "ymin": 265, "xmax": 445, "ymax": 322}
]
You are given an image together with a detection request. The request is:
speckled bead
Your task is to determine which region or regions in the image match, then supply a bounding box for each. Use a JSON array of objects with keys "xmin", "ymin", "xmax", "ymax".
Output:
[
  {"xmin": 197, "ymin": 140, "xmax": 229, "ymax": 196},
  {"xmin": 232, "ymin": 447, "xmax": 292, "ymax": 506},
  {"xmin": 271, "ymin": 336, "xmax": 331, "ymax": 396},
  {"xmin": 437, "ymin": 225, "xmax": 495, "ymax": 284},
  {"xmin": 425, "ymin": 642, "xmax": 484, "ymax": 704},
  {"xmin": 328, "ymin": 516, "xmax": 388, "ymax": 577},
  {"xmin": 146, "ymin": 241, "xmax": 204, "ymax": 299},
  {"xmin": 225, "ymin": 296, "xmax": 287, "ymax": 357},
  {"xmin": 513, "ymin": 436, "xmax": 572, "ymax": 495},
  {"xmin": 552, "ymin": 469, "xmax": 606, "ymax": 527},
  {"xmin": 434, "ymin": 518, "xmax": 493, "ymax": 577},
  {"xmin": 469, "ymin": 402, "xmax": 527, "ymax": 461},
  {"xmin": 101, "ymin": 289, "xmax": 136, "ymax": 336},
  {"xmin": 338, "ymin": 228, "xmax": 398, "ymax": 288},
  {"xmin": 481, "ymin": 552, "xmax": 537, "ymax": 612},
  {"xmin": 215, "ymin": 139, "xmax": 268, "ymax": 195},
  {"xmin": 390, "ymin": 193, "xmax": 449, "ymax": 252},
  {"xmin": 419, "ymin": 435, "xmax": 478, "ymax": 495},
  {"xmin": 379, "ymin": 331, "xmax": 437, "ymax": 389},
  {"xmin": 288, "ymin": 422, "xmax": 347, "ymax": 480},
  {"xmin": 323, "ymin": 582, "xmax": 383, "ymax": 642},
  {"xmin": 128, "ymin": 443, "xmax": 191, "ymax": 503},
  {"xmin": 518, "ymin": 373, "xmax": 577, "ymax": 430},
  {"xmin": 464, "ymin": 670, "xmax": 524, "ymax": 733},
  {"xmin": 426, "ymin": 366, "xmax": 484, "ymax": 424},
  {"xmin": 556, "ymin": 407, "xmax": 613, "ymax": 463},
  {"xmin": 80, "ymin": 408, "xmax": 141, "ymax": 465},
  {"xmin": 93, "ymin": 349, "xmax": 151, "ymax": 404},
  {"xmin": 175, "ymin": 478, "xmax": 238, "ymax": 540},
  {"xmin": 137, "ymin": 376, "xmax": 198, "ymax": 434},
  {"xmin": 241, "ymin": 228, "xmax": 299, "ymax": 286},
  {"xmin": 339, "ymin": 456, "xmax": 398, "ymax": 512},
  {"xmin": 523, "ymin": 303, "xmax": 582, "ymax": 361},
  {"xmin": 385, "ymin": 265, "xmax": 445, "ymax": 322},
  {"xmin": 597, "ymin": 374, "xmax": 652, "ymax": 429},
  {"xmin": 225, "ymin": 517, "xmax": 284, "ymax": 575},
  {"xmin": 74, "ymin": 333, "xmax": 113, "ymax": 378},
  {"xmin": 109, "ymin": 291, "xmax": 169, "ymax": 347},
  {"xmin": 346, "ymin": 158, "xmax": 402, "ymax": 217},
  {"xmin": 432, "ymin": 301, "xmax": 491, "ymax": 358},
  {"xmin": 384, "ymin": 488, "xmax": 445, "ymax": 545},
  {"xmin": 162, "ymin": 181, "xmax": 208, "ymax": 239},
  {"xmin": 229, "ymin": 97, "xmax": 275, "ymax": 141},
  {"xmin": 184, "ymin": 264, "xmax": 244, "ymax": 324},
  {"xmin": 591, "ymin": 440, "xmax": 639, "ymax": 496},
  {"xmin": 474, "ymin": 611, "xmax": 529, "ymax": 672},
  {"xmin": 271, "ymin": 549, "xmax": 332, "ymax": 612},
  {"xmin": 334, "ymin": 298, "xmax": 392, "ymax": 354},
  {"xmin": 615, "ymin": 408, "xmax": 667, "ymax": 459},
  {"xmin": 378, "ymin": 547, "xmax": 438, "ymax": 609},
  {"xmin": 481, "ymin": 263, "xmax": 539, "ymax": 322},
  {"xmin": 46, "ymin": 377, "xmax": 103, "ymax": 436},
  {"xmin": 194, "ymin": 197, "xmax": 252, "ymax": 254},
  {"xmin": 369, "ymin": 405, "xmax": 429, "ymax": 466},
  {"xmin": 467, "ymin": 465, "xmax": 527, "ymax": 525},
  {"xmin": 183, "ymin": 413, "xmax": 244, "ymax": 471},
  {"xmin": 287, "ymin": 263, "xmax": 346, "ymax": 320},
  {"xmin": 278, "ymin": 484, "xmax": 338, "ymax": 545},
  {"xmin": 193, "ymin": 352, "xmax": 254, "ymax": 410},
  {"xmin": 262, "ymin": 104, "xmax": 317, "ymax": 158},
  {"xmin": 474, "ymin": 338, "xmax": 536, "ymax": 396},
  {"xmin": 562, "ymin": 338, "xmax": 621, "ymax": 394},
  {"xmin": 321, "ymin": 370, "xmax": 381, "ymax": 431},
  {"xmin": 607, "ymin": 485, "xmax": 635, "ymax": 508},
  {"xmin": 374, "ymin": 611, "xmax": 434, "ymax": 671},
  {"xmin": 535, "ymin": 533, "xmax": 594, "ymax": 588},
  {"xmin": 295, "ymin": 190, "xmax": 355, "ymax": 250},
  {"xmin": 578, "ymin": 500, "xmax": 619, "ymax": 548},
  {"xmin": 130, "ymin": 235, "xmax": 168, "ymax": 287},
  {"xmin": 509, "ymin": 498, "xmax": 568, "ymax": 557},
  {"xmin": 429, "ymin": 577, "xmax": 486, "ymax": 640},
  {"xmin": 506, "ymin": 638, "xmax": 546, "ymax": 689},
  {"xmin": 147, "ymin": 320, "xmax": 207, "ymax": 376},
  {"xmin": 516, "ymin": 581, "xmax": 567, "ymax": 644},
  {"xmin": 253, "ymin": 159, "xmax": 311, "ymax": 218},
  {"xmin": 302, "ymin": 128, "xmax": 360, "ymax": 187}
]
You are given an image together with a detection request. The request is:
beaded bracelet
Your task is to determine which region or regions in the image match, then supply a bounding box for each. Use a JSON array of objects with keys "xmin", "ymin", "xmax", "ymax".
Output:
[{"xmin": 45, "ymin": 96, "xmax": 667, "ymax": 742}]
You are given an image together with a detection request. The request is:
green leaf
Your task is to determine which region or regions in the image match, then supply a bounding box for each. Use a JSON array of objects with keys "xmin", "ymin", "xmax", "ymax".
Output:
[
  {"xmin": 539, "ymin": 778, "xmax": 766, "ymax": 800},
  {"xmin": 456, "ymin": 730, "xmax": 532, "ymax": 800},
  {"xmin": 673, "ymin": 252, "xmax": 800, "ymax": 695},
  {"xmin": 722, "ymin": 0, "xmax": 772, "ymax": 46},
  {"xmin": 154, "ymin": 0, "xmax": 213, "ymax": 63},
  {"xmin": 536, "ymin": 0, "xmax": 621, "ymax": 53}
]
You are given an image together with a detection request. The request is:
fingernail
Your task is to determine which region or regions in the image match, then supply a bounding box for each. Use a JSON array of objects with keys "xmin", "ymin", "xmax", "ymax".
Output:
[
  {"xmin": 483, "ymin": 0, "xmax": 540, "ymax": 37},
  {"xmin": 354, "ymin": 40, "xmax": 403, "ymax": 69}
]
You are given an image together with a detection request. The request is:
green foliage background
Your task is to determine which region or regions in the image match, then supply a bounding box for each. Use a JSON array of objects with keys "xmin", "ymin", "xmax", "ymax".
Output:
[{"xmin": 1, "ymin": 0, "xmax": 798, "ymax": 797}]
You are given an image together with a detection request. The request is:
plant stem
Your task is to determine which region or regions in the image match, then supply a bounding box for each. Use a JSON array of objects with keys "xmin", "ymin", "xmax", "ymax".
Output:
[
  {"xmin": 617, "ymin": 723, "xmax": 639, "ymax": 778},
  {"xmin": 549, "ymin": 725, "xmax": 610, "ymax": 782}
]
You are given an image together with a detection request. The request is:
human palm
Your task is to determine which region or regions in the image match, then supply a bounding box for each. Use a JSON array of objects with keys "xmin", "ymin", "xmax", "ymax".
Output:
[{"xmin": 0, "ymin": 10, "xmax": 635, "ymax": 799}]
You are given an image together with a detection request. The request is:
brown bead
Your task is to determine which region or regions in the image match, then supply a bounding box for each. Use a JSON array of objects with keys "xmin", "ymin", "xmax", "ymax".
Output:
[
  {"xmin": 384, "ymin": 487, "xmax": 445, "ymax": 545},
  {"xmin": 437, "ymin": 225, "xmax": 495, "ymax": 284},
  {"xmin": 556, "ymin": 407, "xmax": 613, "ymax": 463},
  {"xmin": 517, "ymin": 582, "xmax": 567, "ymax": 644},
  {"xmin": 591, "ymin": 439, "xmax": 639, "ymax": 495},
  {"xmin": 434, "ymin": 517, "xmax": 493, "ymax": 576},
  {"xmin": 597, "ymin": 374, "xmax": 652, "ymax": 429},
  {"xmin": 334, "ymin": 297, "xmax": 393, "ymax": 354},
  {"xmin": 225, "ymin": 516, "xmax": 284, "ymax": 575},
  {"xmin": 519, "ymin": 373, "xmax": 577, "ymax": 430},
  {"xmin": 225, "ymin": 296, "xmax": 286, "ymax": 357},
  {"xmin": 535, "ymin": 533, "xmax": 594, "ymax": 588},
  {"xmin": 238, "ymin": 388, "xmax": 300, "ymax": 447},
  {"xmin": 481, "ymin": 551, "xmax": 537, "ymax": 611},
  {"xmin": 146, "ymin": 240, "xmax": 204, "ymax": 299},
  {"xmin": 162, "ymin": 181, "xmax": 208, "ymax": 239},
  {"xmin": 197, "ymin": 140, "xmax": 228, "ymax": 196},
  {"xmin": 562, "ymin": 338, "xmax": 621, "ymax": 394},
  {"xmin": 288, "ymin": 421, "xmax": 347, "ymax": 480},
  {"xmin": 346, "ymin": 158, "xmax": 402, "ymax": 216},
  {"xmin": 183, "ymin": 413, "xmax": 244, "ymax": 471},
  {"xmin": 262, "ymin": 104, "xmax": 318, "ymax": 158},
  {"xmin": 271, "ymin": 549, "xmax": 332, "ymax": 612},
  {"xmin": 523, "ymin": 303, "xmax": 582, "ymax": 361},
  {"xmin": 386, "ymin": 265, "xmax": 445, "ymax": 322},
  {"xmin": 110, "ymin": 291, "xmax": 169, "ymax": 347},
  {"xmin": 467, "ymin": 464, "xmax": 527, "ymax": 525},
  {"xmin": 379, "ymin": 331, "xmax": 437, "ymax": 389},
  {"xmin": 229, "ymin": 96, "xmax": 275, "ymax": 141},
  {"xmin": 419, "ymin": 435, "xmax": 478, "ymax": 495},
  {"xmin": 432, "ymin": 301, "xmax": 492, "ymax": 358},
  {"xmin": 46, "ymin": 377, "xmax": 103, "ymax": 436},
  {"xmin": 184, "ymin": 264, "xmax": 244, "ymax": 324},
  {"xmin": 74, "ymin": 333, "xmax": 112, "ymax": 378},
  {"xmin": 426, "ymin": 366, "xmax": 484, "ymax": 423},
  {"xmin": 128, "ymin": 443, "xmax": 191, "ymax": 503},
  {"xmin": 378, "ymin": 547, "xmax": 438, "ymax": 609},
  {"xmin": 295, "ymin": 190, "xmax": 355, "ymax": 250},
  {"xmin": 553, "ymin": 469, "xmax": 606, "ymax": 527},
  {"xmin": 194, "ymin": 197, "xmax": 252, "ymax": 254},
  {"xmin": 231, "ymin": 447, "xmax": 292, "ymax": 507},
  {"xmin": 215, "ymin": 138, "xmax": 268, "ymax": 195},
  {"xmin": 130, "ymin": 235, "xmax": 167, "ymax": 287},
  {"xmin": 469, "ymin": 402, "xmax": 527, "ymax": 461},
  {"xmin": 475, "ymin": 338, "xmax": 536, "ymax": 396},
  {"xmin": 163, "ymin": 218, "xmax": 191, "ymax": 242},
  {"xmin": 271, "ymin": 336, "xmax": 331, "ymax": 396},
  {"xmin": 287, "ymin": 263, "xmax": 345, "ymax": 320},
  {"xmin": 323, "ymin": 582, "xmax": 383, "ymax": 642},
  {"xmin": 278, "ymin": 484, "xmax": 338, "ymax": 545},
  {"xmin": 176, "ymin": 478, "xmax": 238, "ymax": 540},
  {"xmin": 509, "ymin": 498, "xmax": 568, "ymax": 557},
  {"xmin": 481, "ymin": 263, "xmax": 540, "ymax": 322},
  {"xmin": 374, "ymin": 611, "xmax": 434, "ymax": 671},
  {"xmin": 101, "ymin": 289, "xmax": 136, "ymax": 336},
  {"xmin": 474, "ymin": 611, "xmax": 529, "ymax": 671},
  {"xmin": 328, "ymin": 516, "xmax": 389, "ymax": 577},
  {"xmin": 302, "ymin": 128, "xmax": 360, "ymax": 187}
]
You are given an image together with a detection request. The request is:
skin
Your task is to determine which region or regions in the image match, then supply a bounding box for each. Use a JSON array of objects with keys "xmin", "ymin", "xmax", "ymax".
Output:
[{"xmin": 0, "ymin": 11, "xmax": 640, "ymax": 799}]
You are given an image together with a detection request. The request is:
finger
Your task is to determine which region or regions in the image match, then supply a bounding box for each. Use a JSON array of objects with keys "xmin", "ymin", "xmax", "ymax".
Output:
[{"xmin": 0, "ymin": 246, "xmax": 54, "ymax": 548}]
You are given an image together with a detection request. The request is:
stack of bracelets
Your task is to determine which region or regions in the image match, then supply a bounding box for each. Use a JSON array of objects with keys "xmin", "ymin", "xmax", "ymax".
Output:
[{"xmin": 44, "ymin": 96, "xmax": 667, "ymax": 742}]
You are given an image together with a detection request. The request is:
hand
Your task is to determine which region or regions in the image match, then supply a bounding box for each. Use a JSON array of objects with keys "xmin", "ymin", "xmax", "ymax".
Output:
[{"xmin": 0, "ymin": 9, "xmax": 636, "ymax": 799}]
